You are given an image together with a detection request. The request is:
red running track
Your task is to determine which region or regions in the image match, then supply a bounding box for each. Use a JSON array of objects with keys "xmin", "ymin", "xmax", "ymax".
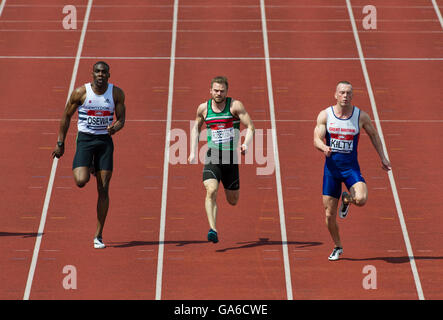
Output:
[{"xmin": 0, "ymin": 0, "xmax": 442, "ymax": 300}]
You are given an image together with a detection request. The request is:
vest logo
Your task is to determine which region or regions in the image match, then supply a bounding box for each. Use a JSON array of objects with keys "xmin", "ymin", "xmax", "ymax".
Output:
[{"xmin": 105, "ymin": 98, "xmax": 110, "ymax": 103}]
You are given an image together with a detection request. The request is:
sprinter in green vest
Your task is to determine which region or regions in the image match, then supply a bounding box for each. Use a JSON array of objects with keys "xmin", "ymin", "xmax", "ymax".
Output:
[{"xmin": 188, "ymin": 76, "xmax": 255, "ymax": 243}]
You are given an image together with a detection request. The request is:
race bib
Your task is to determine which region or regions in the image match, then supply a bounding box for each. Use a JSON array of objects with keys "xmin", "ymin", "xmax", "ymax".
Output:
[
  {"xmin": 211, "ymin": 127, "xmax": 234, "ymax": 144},
  {"xmin": 330, "ymin": 134, "xmax": 354, "ymax": 153},
  {"xmin": 86, "ymin": 110, "xmax": 111, "ymax": 128}
]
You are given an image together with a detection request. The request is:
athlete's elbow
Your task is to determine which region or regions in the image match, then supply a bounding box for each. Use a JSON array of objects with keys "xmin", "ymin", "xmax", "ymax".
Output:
[
  {"xmin": 248, "ymin": 124, "xmax": 255, "ymax": 135},
  {"xmin": 313, "ymin": 139, "xmax": 321, "ymax": 150}
]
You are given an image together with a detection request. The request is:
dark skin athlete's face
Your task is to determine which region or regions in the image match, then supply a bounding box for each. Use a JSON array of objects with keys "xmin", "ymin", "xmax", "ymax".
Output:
[{"xmin": 92, "ymin": 64, "xmax": 110, "ymax": 90}]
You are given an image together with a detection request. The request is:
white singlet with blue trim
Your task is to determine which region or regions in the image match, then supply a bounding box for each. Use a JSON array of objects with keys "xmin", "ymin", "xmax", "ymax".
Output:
[
  {"xmin": 325, "ymin": 105, "xmax": 361, "ymax": 168},
  {"xmin": 77, "ymin": 83, "xmax": 115, "ymax": 135}
]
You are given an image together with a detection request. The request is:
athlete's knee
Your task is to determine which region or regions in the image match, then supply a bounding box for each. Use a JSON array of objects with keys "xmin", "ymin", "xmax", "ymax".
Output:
[
  {"xmin": 205, "ymin": 186, "xmax": 218, "ymax": 200},
  {"xmin": 323, "ymin": 199, "xmax": 338, "ymax": 219},
  {"xmin": 353, "ymin": 193, "xmax": 367, "ymax": 206},
  {"xmin": 75, "ymin": 176, "xmax": 89, "ymax": 188},
  {"xmin": 73, "ymin": 167, "xmax": 90, "ymax": 188},
  {"xmin": 96, "ymin": 180, "xmax": 110, "ymax": 197},
  {"xmin": 226, "ymin": 191, "xmax": 239, "ymax": 206},
  {"xmin": 325, "ymin": 209, "xmax": 337, "ymax": 221}
]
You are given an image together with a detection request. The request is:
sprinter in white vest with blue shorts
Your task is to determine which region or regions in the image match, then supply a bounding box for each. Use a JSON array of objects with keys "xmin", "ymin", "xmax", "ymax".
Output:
[{"xmin": 314, "ymin": 81, "xmax": 391, "ymax": 261}]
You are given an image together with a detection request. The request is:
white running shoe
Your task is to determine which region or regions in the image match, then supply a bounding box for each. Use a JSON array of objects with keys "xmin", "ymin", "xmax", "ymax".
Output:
[
  {"xmin": 94, "ymin": 237, "xmax": 106, "ymax": 249},
  {"xmin": 328, "ymin": 247, "xmax": 343, "ymax": 261},
  {"xmin": 339, "ymin": 192, "xmax": 350, "ymax": 219}
]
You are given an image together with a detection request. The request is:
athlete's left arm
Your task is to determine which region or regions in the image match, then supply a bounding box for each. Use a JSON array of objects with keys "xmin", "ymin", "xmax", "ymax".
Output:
[
  {"xmin": 232, "ymin": 100, "xmax": 255, "ymax": 154},
  {"xmin": 108, "ymin": 86, "xmax": 126, "ymax": 135},
  {"xmin": 361, "ymin": 111, "xmax": 391, "ymax": 171}
]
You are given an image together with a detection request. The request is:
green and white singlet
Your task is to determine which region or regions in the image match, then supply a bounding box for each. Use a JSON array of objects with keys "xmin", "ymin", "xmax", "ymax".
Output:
[{"xmin": 205, "ymin": 97, "xmax": 240, "ymax": 151}]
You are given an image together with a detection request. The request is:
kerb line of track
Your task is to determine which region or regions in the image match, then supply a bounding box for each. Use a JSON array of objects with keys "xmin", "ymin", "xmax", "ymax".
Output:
[
  {"xmin": 0, "ymin": 0, "xmax": 6, "ymax": 17},
  {"xmin": 260, "ymin": 0, "xmax": 293, "ymax": 300},
  {"xmin": 346, "ymin": 0, "xmax": 424, "ymax": 300},
  {"xmin": 431, "ymin": 0, "xmax": 443, "ymax": 30},
  {"xmin": 22, "ymin": 0, "xmax": 94, "ymax": 300},
  {"xmin": 155, "ymin": 0, "xmax": 179, "ymax": 301}
]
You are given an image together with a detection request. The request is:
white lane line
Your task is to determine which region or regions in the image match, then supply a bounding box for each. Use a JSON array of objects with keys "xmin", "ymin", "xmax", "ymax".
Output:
[
  {"xmin": 22, "ymin": 0, "xmax": 94, "ymax": 301},
  {"xmin": 1, "ymin": 55, "xmax": 442, "ymax": 61},
  {"xmin": 1, "ymin": 18, "xmax": 440, "ymax": 23},
  {"xmin": 155, "ymin": 0, "xmax": 178, "ymax": 301},
  {"xmin": 431, "ymin": 0, "xmax": 443, "ymax": 30},
  {"xmin": 0, "ymin": 0, "xmax": 6, "ymax": 17},
  {"xmin": 346, "ymin": 0, "xmax": 424, "ymax": 301},
  {"xmin": 260, "ymin": 0, "xmax": 293, "ymax": 301},
  {"xmin": 1, "ymin": 28, "xmax": 441, "ymax": 34},
  {"xmin": 1, "ymin": 4, "xmax": 439, "ymax": 9},
  {"xmin": 3, "ymin": 118, "xmax": 443, "ymax": 123}
]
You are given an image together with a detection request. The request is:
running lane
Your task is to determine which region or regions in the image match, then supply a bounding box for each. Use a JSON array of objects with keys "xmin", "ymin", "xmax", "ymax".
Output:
[
  {"xmin": 266, "ymin": 0, "xmax": 420, "ymax": 299},
  {"xmin": 160, "ymin": 0, "xmax": 291, "ymax": 300},
  {"xmin": 351, "ymin": 0, "xmax": 443, "ymax": 300},
  {"xmin": 0, "ymin": 1, "xmax": 88, "ymax": 300},
  {"xmin": 27, "ymin": 0, "xmax": 173, "ymax": 299}
]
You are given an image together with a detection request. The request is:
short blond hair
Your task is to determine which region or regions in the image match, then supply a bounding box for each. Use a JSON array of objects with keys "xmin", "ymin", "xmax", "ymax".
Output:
[{"xmin": 211, "ymin": 76, "xmax": 228, "ymax": 90}]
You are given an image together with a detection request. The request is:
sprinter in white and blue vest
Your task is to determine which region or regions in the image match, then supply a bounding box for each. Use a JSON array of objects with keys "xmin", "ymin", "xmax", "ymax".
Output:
[
  {"xmin": 314, "ymin": 81, "xmax": 391, "ymax": 261},
  {"xmin": 52, "ymin": 61, "xmax": 126, "ymax": 249}
]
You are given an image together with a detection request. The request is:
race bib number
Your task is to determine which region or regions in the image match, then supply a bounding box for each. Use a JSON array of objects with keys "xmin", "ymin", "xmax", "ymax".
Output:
[
  {"xmin": 211, "ymin": 127, "xmax": 234, "ymax": 144},
  {"xmin": 87, "ymin": 116, "xmax": 110, "ymax": 127},
  {"xmin": 330, "ymin": 136, "xmax": 354, "ymax": 153}
]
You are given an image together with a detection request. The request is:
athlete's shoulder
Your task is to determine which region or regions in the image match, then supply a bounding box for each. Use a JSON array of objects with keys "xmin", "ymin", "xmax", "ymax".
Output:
[
  {"xmin": 356, "ymin": 107, "xmax": 370, "ymax": 119},
  {"xmin": 70, "ymin": 85, "xmax": 87, "ymax": 103},
  {"xmin": 73, "ymin": 84, "xmax": 87, "ymax": 95},
  {"xmin": 196, "ymin": 101, "xmax": 207, "ymax": 117},
  {"xmin": 230, "ymin": 98, "xmax": 246, "ymax": 111},
  {"xmin": 112, "ymin": 85, "xmax": 125, "ymax": 101},
  {"xmin": 198, "ymin": 101, "xmax": 207, "ymax": 110},
  {"xmin": 112, "ymin": 84, "xmax": 124, "ymax": 93},
  {"xmin": 229, "ymin": 97, "xmax": 242, "ymax": 105},
  {"xmin": 316, "ymin": 108, "xmax": 329, "ymax": 121}
]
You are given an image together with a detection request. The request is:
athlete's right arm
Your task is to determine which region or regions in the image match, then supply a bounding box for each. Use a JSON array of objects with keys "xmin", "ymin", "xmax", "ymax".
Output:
[
  {"xmin": 52, "ymin": 87, "xmax": 85, "ymax": 159},
  {"xmin": 188, "ymin": 103, "xmax": 206, "ymax": 164},
  {"xmin": 313, "ymin": 110, "xmax": 332, "ymax": 157}
]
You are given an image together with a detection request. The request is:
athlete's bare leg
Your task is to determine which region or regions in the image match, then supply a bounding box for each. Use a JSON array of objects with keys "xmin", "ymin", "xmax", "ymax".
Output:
[
  {"xmin": 225, "ymin": 189, "xmax": 239, "ymax": 206},
  {"xmin": 73, "ymin": 166, "xmax": 91, "ymax": 188},
  {"xmin": 203, "ymin": 178, "xmax": 219, "ymax": 231},
  {"xmin": 344, "ymin": 181, "xmax": 368, "ymax": 207},
  {"xmin": 323, "ymin": 195, "xmax": 342, "ymax": 248},
  {"xmin": 95, "ymin": 170, "xmax": 112, "ymax": 239}
]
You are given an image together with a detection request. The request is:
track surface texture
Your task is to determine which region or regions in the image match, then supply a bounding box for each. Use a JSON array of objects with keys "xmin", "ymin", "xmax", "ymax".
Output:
[{"xmin": 0, "ymin": 0, "xmax": 442, "ymax": 301}]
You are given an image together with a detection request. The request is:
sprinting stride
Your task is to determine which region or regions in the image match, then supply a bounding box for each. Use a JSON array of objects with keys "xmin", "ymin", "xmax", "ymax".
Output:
[
  {"xmin": 313, "ymin": 81, "xmax": 391, "ymax": 261},
  {"xmin": 52, "ymin": 61, "xmax": 126, "ymax": 249},
  {"xmin": 188, "ymin": 76, "xmax": 255, "ymax": 243}
]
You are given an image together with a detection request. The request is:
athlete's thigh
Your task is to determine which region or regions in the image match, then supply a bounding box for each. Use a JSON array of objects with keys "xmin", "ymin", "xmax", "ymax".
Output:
[
  {"xmin": 322, "ymin": 173, "xmax": 342, "ymax": 200},
  {"xmin": 220, "ymin": 164, "xmax": 239, "ymax": 191},
  {"xmin": 73, "ymin": 132, "xmax": 94, "ymax": 170},
  {"xmin": 203, "ymin": 159, "xmax": 221, "ymax": 183},
  {"xmin": 94, "ymin": 135, "xmax": 114, "ymax": 172}
]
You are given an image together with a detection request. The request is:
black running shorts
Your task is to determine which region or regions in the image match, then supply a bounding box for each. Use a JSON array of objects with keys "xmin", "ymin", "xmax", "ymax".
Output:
[
  {"xmin": 202, "ymin": 148, "xmax": 239, "ymax": 190},
  {"xmin": 72, "ymin": 131, "xmax": 114, "ymax": 171}
]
